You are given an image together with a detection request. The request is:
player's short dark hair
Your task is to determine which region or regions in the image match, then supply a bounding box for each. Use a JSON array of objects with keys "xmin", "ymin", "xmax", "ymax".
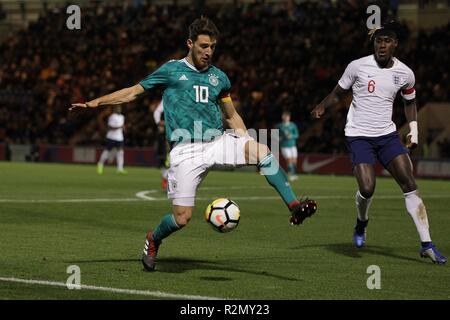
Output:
[
  {"xmin": 370, "ymin": 20, "xmax": 401, "ymax": 41},
  {"xmin": 188, "ymin": 17, "xmax": 220, "ymax": 42}
]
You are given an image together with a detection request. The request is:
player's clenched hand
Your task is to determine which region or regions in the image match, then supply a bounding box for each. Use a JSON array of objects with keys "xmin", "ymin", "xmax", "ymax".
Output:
[
  {"xmin": 406, "ymin": 121, "xmax": 418, "ymax": 150},
  {"xmin": 69, "ymin": 100, "xmax": 99, "ymax": 111},
  {"xmin": 311, "ymin": 105, "xmax": 325, "ymax": 119},
  {"xmin": 406, "ymin": 134, "xmax": 418, "ymax": 150}
]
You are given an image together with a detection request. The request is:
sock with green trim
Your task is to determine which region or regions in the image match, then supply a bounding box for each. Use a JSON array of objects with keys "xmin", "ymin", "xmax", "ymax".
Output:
[
  {"xmin": 258, "ymin": 153, "xmax": 299, "ymax": 209},
  {"xmin": 151, "ymin": 213, "xmax": 182, "ymax": 242}
]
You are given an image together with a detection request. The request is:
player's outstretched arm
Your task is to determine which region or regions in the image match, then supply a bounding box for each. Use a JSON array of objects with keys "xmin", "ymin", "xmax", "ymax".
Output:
[
  {"xmin": 69, "ymin": 84, "xmax": 145, "ymax": 110},
  {"xmin": 220, "ymin": 99, "xmax": 248, "ymax": 137},
  {"xmin": 311, "ymin": 85, "xmax": 348, "ymax": 119},
  {"xmin": 404, "ymin": 98, "xmax": 418, "ymax": 150}
]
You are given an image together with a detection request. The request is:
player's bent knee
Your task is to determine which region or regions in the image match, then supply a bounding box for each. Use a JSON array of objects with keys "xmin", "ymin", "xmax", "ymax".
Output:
[
  {"xmin": 246, "ymin": 141, "xmax": 269, "ymax": 162},
  {"xmin": 245, "ymin": 140, "xmax": 261, "ymax": 164},
  {"xmin": 175, "ymin": 216, "xmax": 191, "ymax": 227},
  {"xmin": 174, "ymin": 213, "xmax": 191, "ymax": 227},
  {"xmin": 173, "ymin": 206, "xmax": 193, "ymax": 227},
  {"xmin": 259, "ymin": 143, "xmax": 270, "ymax": 158},
  {"xmin": 359, "ymin": 186, "xmax": 375, "ymax": 199}
]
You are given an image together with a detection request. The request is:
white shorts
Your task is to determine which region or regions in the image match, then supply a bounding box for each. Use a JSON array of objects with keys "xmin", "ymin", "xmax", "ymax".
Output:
[
  {"xmin": 167, "ymin": 133, "xmax": 253, "ymax": 206},
  {"xmin": 281, "ymin": 147, "xmax": 298, "ymax": 159}
]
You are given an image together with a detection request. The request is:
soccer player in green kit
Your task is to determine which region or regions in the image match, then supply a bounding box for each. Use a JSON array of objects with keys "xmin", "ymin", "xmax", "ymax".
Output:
[
  {"xmin": 70, "ymin": 17, "xmax": 317, "ymax": 271},
  {"xmin": 276, "ymin": 111, "xmax": 299, "ymax": 181}
]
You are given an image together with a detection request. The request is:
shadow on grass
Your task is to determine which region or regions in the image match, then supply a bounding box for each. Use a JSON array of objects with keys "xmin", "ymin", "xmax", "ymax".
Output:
[
  {"xmin": 291, "ymin": 242, "xmax": 427, "ymax": 264},
  {"xmin": 327, "ymin": 243, "xmax": 428, "ymax": 263},
  {"xmin": 66, "ymin": 257, "xmax": 302, "ymax": 282},
  {"xmin": 198, "ymin": 276, "xmax": 233, "ymax": 282}
]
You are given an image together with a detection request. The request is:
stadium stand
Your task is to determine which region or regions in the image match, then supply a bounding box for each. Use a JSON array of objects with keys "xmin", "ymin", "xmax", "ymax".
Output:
[{"xmin": 0, "ymin": 0, "xmax": 449, "ymax": 158}]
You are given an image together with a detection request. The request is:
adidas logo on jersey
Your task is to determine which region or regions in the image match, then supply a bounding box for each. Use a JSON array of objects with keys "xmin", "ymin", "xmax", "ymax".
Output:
[{"xmin": 178, "ymin": 74, "xmax": 188, "ymax": 81}]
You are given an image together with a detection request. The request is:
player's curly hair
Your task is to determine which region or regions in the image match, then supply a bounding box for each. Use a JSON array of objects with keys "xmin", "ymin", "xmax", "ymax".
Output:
[{"xmin": 188, "ymin": 16, "xmax": 220, "ymax": 41}]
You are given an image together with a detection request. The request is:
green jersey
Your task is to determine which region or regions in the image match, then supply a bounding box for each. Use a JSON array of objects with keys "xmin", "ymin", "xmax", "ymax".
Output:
[
  {"xmin": 275, "ymin": 122, "xmax": 299, "ymax": 148},
  {"xmin": 139, "ymin": 58, "xmax": 231, "ymax": 143}
]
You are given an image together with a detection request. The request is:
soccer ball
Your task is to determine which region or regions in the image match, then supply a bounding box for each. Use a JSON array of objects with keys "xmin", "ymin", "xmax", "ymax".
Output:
[{"xmin": 204, "ymin": 198, "xmax": 240, "ymax": 233}]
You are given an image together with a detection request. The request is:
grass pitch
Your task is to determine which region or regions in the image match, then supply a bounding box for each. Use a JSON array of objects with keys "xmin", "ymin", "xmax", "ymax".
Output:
[{"xmin": 0, "ymin": 162, "xmax": 448, "ymax": 300}]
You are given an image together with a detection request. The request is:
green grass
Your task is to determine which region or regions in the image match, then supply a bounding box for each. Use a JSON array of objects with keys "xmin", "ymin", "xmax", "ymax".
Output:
[{"xmin": 0, "ymin": 162, "xmax": 449, "ymax": 300}]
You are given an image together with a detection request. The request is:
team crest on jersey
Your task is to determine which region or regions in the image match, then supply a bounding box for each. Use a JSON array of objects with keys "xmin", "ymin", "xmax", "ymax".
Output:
[
  {"xmin": 392, "ymin": 74, "xmax": 400, "ymax": 85},
  {"xmin": 208, "ymin": 74, "xmax": 219, "ymax": 86}
]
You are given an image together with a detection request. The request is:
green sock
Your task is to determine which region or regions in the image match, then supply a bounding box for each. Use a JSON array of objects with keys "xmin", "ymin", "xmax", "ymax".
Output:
[
  {"xmin": 258, "ymin": 153, "xmax": 299, "ymax": 209},
  {"xmin": 152, "ymin": 213, "xmax": 182, "ymax": 242}
]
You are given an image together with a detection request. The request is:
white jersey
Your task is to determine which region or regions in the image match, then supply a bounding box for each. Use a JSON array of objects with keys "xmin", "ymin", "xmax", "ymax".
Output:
[
  {"xmin": 106, "ymin": 113, "xmax": 125, "ymax": 141},
  {"xmin": 338, "ymin": 55, "xmax": 416, "ymax": 137}
]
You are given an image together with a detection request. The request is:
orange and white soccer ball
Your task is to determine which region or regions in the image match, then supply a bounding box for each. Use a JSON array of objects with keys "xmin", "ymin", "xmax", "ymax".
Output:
[{"xmin": 204, "ymin": 198, "xmax": 240, "ymax": 233}]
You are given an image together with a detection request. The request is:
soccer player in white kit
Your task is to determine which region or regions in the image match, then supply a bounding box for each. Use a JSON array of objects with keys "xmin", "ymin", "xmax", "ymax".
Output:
[
  {"xmin": 311, "ymin": 21, "xmax": 446, "ymax": 264},
  {"xmin": 97, "ymin": 106, "xmax": 127, "ymax": 175}
]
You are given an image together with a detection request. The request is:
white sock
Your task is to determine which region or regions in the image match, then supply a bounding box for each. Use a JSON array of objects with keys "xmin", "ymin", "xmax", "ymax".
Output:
[
  {"xmin": 404, "ymin": 190, "xmax": 431, "ymax": 242},
  {"xmin": 356, "ymin": 190, "xmax": 372, "ymax": 221},
  {"xmin": 116, "ymin": 150, "xmax": 124, "ymax": 170},
  {"xmin": 98, "ymin": 150, "xmax": 109, "ymax": 165},
  {"xmin": 161, "ymin": 168, "xmax": 168, "ymax": 179}
]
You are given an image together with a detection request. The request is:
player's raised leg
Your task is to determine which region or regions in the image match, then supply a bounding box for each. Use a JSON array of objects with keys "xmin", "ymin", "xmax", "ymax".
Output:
[
  {"xmin": 353, "ymin": 164, "xmax": 375, "ymax": 248},
  {"xmin": 386, "ymin": 154, "xmax": 447, "ymax": 264},
  {"xmin": 245, "ymin": 139, "xmax": 316, "ymax": 225}
]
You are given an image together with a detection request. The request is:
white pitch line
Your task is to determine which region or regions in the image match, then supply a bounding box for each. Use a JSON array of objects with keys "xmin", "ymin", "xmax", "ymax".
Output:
[
  {"xmin": 135, "ymin": 190, "xmax": 159, "ymax": 200},
  {"xmin": 1, "ymin": 194, "xmax": 449, "ymax": 204},
  {"xmin": 0, "ymin": 276, "xmax": 226, "ymax": 300}
]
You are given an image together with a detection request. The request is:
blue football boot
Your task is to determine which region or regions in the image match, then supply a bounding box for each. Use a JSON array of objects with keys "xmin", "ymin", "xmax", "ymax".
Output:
[
  {"xmin": 353, "ymin": 218, "xmax": 368, "ymax": 248},
  {"xmin": 353, "ymin": 229, "xmax": 366, "ymax": 248},
  {"xmin": 420, "ymin": 243, "xmax": 447, "ymax": 264}
]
